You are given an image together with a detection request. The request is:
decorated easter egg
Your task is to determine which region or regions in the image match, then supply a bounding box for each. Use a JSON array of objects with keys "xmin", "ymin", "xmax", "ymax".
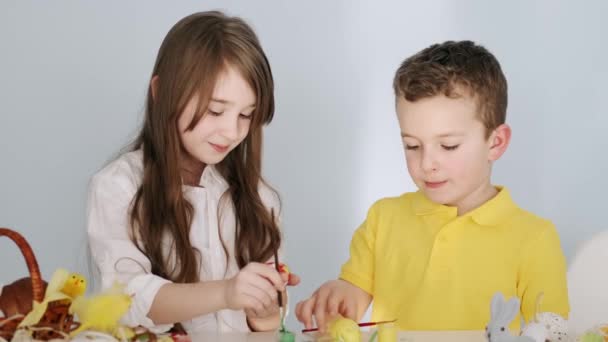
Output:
[
  {"xmin": 536, "ymin": 312, "xmax": 569, "ymax": 341},
  {"xmin": 328, "ymin": 316, "xmax": 361, "ymax": 342}
]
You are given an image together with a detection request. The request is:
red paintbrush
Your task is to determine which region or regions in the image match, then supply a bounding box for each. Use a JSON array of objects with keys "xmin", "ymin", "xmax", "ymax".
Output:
[{"xmin": 301, "ymin": 320, "xmax": 396, "ymax": 333}]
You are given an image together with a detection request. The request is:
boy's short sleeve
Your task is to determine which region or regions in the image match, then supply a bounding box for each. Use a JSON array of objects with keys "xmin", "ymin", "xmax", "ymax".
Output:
[
  {"xmin": 339, "ymin": 203, "xmax": 379, "ymax": 295},
  {"xmin": 518, "ymin": 222, "xmax": 570, "ymax": 322}
]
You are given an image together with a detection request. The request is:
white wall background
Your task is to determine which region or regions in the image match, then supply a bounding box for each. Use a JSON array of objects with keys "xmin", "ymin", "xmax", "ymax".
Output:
[{"xmin": 1, "ymin": 0, "xmax": 606, "ymax": 329}]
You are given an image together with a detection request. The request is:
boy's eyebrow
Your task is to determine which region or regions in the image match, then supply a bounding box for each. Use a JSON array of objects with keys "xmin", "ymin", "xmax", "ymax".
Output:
[
  {"xmin": 401, "ymin": 132, "xmax": 465, "ymax": 138},
  {"xmin": 437, "ymin": 132, "xmax": 465, "ymax": 137},
  {"xmin": 210, "ymin": 98, "xmax": 256, "ymax": 109}
]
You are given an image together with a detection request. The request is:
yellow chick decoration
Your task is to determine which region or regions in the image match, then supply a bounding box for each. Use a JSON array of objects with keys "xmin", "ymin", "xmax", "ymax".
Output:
[
  {"xmin": 19, "ymin": 268, "xmax": 85, "ymax": 327},
  {"xmin": 327, "ymin": 316, "xmax": 361, "ymax": 342},
  {"xmin": 60, "ymin": 273, "xmax": 87, "ymax": 298},
  {"xmin": 69, "ymin": 283, "xmax": 132, "ymax": 337}
]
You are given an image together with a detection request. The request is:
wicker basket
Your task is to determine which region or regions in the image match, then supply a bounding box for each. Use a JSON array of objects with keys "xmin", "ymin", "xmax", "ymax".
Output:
[{"xmin": 0, "ymin": 228, "xmax": 79, "ymax": 341}]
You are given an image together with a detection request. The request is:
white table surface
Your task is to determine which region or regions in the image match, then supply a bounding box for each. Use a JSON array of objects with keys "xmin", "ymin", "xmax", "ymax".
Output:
[{"xmin": 189, "ymin": 330, "xmax": 486, "ymax": 341}]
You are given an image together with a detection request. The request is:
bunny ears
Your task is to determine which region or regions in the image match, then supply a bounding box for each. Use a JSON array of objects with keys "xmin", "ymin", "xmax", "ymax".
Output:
[{"xmin": 490, "ymin": 292, "xmax": 521, "ymax": 326}]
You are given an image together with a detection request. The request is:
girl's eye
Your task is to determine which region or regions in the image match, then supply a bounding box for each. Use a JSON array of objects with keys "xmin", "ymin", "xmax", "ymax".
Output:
[
  {"xmin": 405, "ymin": 145, "xmax": 419, "ymax": 151},
  {"xmin": 239, "ymin": 113, "xmax": 252, "ymax": 119},
  {"xmin": 208, "ymin": 110, "xmax": 222, "ymax": 116},
  {"xmin": 442, "ymin": 145, "xmax": 459, "ymax": 151}
]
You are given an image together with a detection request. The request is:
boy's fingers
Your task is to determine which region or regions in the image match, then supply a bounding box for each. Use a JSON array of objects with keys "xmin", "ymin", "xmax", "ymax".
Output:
[
  {"xmin": 299, "ymin": 297, "xmax": 316, "ymax": 329},
  {"xmin": 313, "ymin": 288, "xmax": 333, "ymax": 333},
  {"xmin": 295, "ymin": 301, "xmax": 302, "ymax": 319},
  {"xmin": 295, "ymin": 298, "xmax": 311, "ymax": 327},
  {"xmin": 295, "ymin": 301, "xmax": 305, "ymax": 325},
  {"xmin": 342, "ymin": 297, "xmax": 357, "ymax": 320},
  {"xmin": 327, "ymin": 293, "xmax": 341, "ymax": 316}
]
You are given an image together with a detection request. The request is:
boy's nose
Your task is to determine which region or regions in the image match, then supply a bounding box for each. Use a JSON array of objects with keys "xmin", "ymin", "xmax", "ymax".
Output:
[{"xmin": 421, "ymin": 152, "xmax": 438, "ymax": 172}]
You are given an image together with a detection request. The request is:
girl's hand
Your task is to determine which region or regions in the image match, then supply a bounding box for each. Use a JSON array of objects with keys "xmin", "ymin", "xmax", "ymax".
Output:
[
  {"xmin": 283, "ymin": 271, "xmax": 301, "ymax": 286},
  {"xmin": 266, "ymin": 262, "xmax": 301, "ymax": 287},
  {"xmin": 224, "ymin": 262, "xmax": 284, "ymax": 314},
  {"xmin": 242, "ymin": 270, "xmax": 300, "ymax": 320},
  {"xmin": 244, "ymin": 264, "xmax": 301, "ymax": 331}
]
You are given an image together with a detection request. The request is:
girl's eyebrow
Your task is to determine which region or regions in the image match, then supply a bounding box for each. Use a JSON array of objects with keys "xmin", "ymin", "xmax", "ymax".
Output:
[{"xmin": 210, "ymin": 98, "xmax": 255, "ymax": 109}]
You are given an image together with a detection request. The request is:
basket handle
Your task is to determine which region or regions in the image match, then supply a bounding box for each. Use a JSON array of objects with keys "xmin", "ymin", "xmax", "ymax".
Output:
[{"xmin": 0, "ymin": 228, "xmax": 44, "ymax": 302}]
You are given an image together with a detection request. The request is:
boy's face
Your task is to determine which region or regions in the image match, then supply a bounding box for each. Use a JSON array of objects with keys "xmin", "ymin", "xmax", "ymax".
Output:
[{"xmin": 396, "ymin": 93, "xmax": 508, "ymax": 211}]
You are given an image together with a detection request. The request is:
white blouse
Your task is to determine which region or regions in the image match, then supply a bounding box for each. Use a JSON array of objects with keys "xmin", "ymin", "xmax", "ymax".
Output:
[{"xmin": 86, "ymin": 149, "xmax": 281, "ymax": 334}]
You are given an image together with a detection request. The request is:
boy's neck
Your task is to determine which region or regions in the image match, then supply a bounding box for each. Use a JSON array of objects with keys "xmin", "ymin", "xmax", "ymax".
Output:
[{"xmin": 455, "ymin": 183, "xmax": 498, "ymax": 216}]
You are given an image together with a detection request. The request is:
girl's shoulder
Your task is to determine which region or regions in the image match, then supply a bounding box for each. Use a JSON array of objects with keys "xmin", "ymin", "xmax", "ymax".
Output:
[
  {"xmin": 90, "ymin": 149, "xmax": 143, "ymax": 193},
  {"xmin": 258, "ymin": 180, "xmax": 280, "ymax": 214}
]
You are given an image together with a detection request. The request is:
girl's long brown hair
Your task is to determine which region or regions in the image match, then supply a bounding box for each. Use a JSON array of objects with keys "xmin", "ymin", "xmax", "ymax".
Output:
[{"xmin": 129, "ymin": 11, "xmax": 280, "ymax": 283}]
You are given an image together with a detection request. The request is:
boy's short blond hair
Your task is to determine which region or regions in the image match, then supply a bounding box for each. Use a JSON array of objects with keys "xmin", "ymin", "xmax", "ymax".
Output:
[{"xmin": 393, "ymin": 40, "xmax": 508, "ymax": 138}]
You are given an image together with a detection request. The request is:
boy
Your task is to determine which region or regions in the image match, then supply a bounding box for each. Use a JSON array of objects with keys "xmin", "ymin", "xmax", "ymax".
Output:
[{"xmin": 295, "ymin": 41, "xmax": 569, "ymax": 331}]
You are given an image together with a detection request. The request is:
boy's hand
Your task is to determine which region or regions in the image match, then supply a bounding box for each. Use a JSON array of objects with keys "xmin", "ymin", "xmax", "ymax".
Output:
[{"xmin": 295, "ymin": 279, "xmax": 371, "ymax": 333}]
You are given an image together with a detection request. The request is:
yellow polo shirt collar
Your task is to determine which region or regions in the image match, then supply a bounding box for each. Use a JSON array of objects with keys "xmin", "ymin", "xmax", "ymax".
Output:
[{"xmin": 411, "ymin": 186, "xmax": 518, "ymax": 226}]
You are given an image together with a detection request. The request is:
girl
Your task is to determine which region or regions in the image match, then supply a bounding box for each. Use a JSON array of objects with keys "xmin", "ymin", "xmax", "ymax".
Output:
[{"xmin": 86, "ymin": 11, "xmax": 299, "ymax": 334}]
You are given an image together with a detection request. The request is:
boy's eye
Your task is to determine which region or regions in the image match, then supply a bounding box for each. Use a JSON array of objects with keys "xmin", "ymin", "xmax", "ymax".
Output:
[
  {"xmin": 442, "ymin": 144, "xmax": 459, "ymax": 151},
  {"xmin": 405, "ymin": 145, "xmax": 419, "ymax": 151}
]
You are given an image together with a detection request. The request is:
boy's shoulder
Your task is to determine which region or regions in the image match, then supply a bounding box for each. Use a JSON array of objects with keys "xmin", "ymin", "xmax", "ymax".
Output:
[
  {"xmin": 476, "ymin": 186, "xmax": 557, "ymax": 237},
  {"xmin": 505, "ymin": 202, "xmax": 556, "ymax": 235}
]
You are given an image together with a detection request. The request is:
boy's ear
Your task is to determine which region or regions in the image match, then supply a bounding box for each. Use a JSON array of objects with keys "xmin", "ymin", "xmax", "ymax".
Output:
[
  {"xmin": 488, "ymin": 124, "xmax": 511, "ymax": 161},
  {"xmin": 150, "ymin": 75, "xmax": 159, "ymax": 102}
]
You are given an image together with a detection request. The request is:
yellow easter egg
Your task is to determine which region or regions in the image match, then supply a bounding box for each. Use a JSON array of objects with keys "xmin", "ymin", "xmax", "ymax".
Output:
[
  {"xmin": 377, "ymin": 322, "xmax": 397, "ymax": 342},
  {"xmin": 328, "ymin": 317, "xmax": 361, "ymax": 342}
]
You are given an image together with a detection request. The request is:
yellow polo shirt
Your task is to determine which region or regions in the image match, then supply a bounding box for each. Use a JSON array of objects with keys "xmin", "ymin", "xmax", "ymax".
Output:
[{"xmin": 339, "ymin": 187, "xmax": 569, "ymax": 331}]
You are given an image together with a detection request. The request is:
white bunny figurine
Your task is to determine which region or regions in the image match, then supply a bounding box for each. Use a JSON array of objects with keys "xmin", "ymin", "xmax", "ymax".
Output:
[{"xmin": 486, "ymin": 292, "xmax": 536, "ymax": 342}]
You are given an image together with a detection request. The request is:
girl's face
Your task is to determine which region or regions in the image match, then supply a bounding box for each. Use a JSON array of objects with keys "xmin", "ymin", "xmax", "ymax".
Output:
[{"xmin": 179, "ymin": 65, "xmax": 256, "ymax": 168}]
